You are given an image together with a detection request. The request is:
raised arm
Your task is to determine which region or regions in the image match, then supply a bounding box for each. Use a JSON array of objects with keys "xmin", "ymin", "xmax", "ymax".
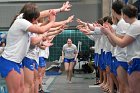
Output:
[
  {"xmin": 101, "ymin": 24, "xmax": 134, "ymax": 48},
  {"xmin": 28, "ymin": 10, "xmax": 56, "ymax": 34},
  {"xmin": 46, "ymin": 28, "xmax": 64, "ymax": 37},
  {"xmin": 53, "ymin": 15, "xmax": 74, "ymax": 27},
  {"xmin": 38, "ymin": 1, "xmax": 72, "ymax": 19},
  {"xmin": 40, "ymin": 15, "xmax": 74, "ymax": 29},
  {"xmin": 30, "ymin": 35, "xmax": 43, "ymax": 45}
]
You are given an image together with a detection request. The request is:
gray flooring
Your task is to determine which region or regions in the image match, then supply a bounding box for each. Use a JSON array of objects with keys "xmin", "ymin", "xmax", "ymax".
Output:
[
  {"xmin": 43, "ymin": 73, "xmax": 104, "ymax": 93},
  {"xmin": 0, "ymin": 72, "xmax": 104, "ymax": 93}
]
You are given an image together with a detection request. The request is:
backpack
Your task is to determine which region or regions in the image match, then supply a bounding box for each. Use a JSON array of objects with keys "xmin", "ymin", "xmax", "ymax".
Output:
[{"xmin": 82, "ymin": 63, "xmax": 93, "ymax": 73}]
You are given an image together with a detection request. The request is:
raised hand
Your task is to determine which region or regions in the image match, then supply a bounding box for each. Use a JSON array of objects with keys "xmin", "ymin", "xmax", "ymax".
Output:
[
  {"xmin": 87, "ymin": 23, "xmax": 95, "ymax": 31},
  {"xmin": 106, "ymin": 23, "xmax": 115, "ymax": 33},
  {"xmin": 48, "ymin": 9, "xmax": 56, "ymax": 22},
  {"xmin": 93, "ymin": 22, "xmax": 101, "ymax": 27},
  {"xmin": 78, "ymin": 26, "xmax": 90, "ymax": 35},
  {"xmin": 42, "ymin": 40, "xmax": 53, "ymax": 47},
  {"xmin": 76, "ymin": 25, "xmax": 84, "ymax": 29},
  {"xmin": 66, "ymin": 15, "xmax": 74, "ymax": 23},
  {"xmin": 76, "ymin": 18, "xmax": 86, "ymax": 25},
  {"xmin": 100, "ymin": 24, "xmax": 111, "ymax": 35},
  {"xmin": 58, "ymin": 28, "xmax": 65, "ymax": 34},
  {"xmin": 60, "ymin": 1, "xmax": 72, "ymax": 12},
  {"xmin": 49, "ymin": 9, "xmax": 56, "ymax": 15},
  {"xmin": 61, "ymin": 24, "xmax": 69, "ymax": 30}
]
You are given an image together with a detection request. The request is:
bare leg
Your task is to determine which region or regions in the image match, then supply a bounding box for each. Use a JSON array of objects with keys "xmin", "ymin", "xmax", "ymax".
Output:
[
  {"xmin": 117, "ymin": 66, "xmax": 129, "ymax": 93},
  {"xmin": 103, "ymin": 66, "xmax": 110, "ymax": 92},
  {"xmin": 128, "ymin": 71, "xmax": 140, "ymax": 93},
  {"xmin": 23, "ymin": 67, "xmax": 34, "ymax": 93},
  {"xmin": 5, "ymin": 69, "xmax": 22, "ymax": 93},
  {"xmin": 100, "ymin": 70, "xmax": 107, "ymax": 88},
  {"xmin": 99, "ymin": 67, "xmax": 103, "ymax": 83},
  {"xmin": 68, "ymin": 62, "xmax": 75, "ymax": 82},
  {"xmin": 110, "ymin": 73, "xmax": 119, "ymax": 93},
  {"xmin": 64, "ymin": 62, "xmax": 70, "ymax": 81},
  {"xmin": 109, "ymin": 73, "xmax": 114, "ymax": 93},
  {"xmin": 20, "ymin": 68, "xmax": 25, "ymax": 93},
  {"xmin": 102, "ymin": 73, "xmax": 109, "ymax": 91},
  {"xmin": 34, "ymin": 69, "xmax": 39, "ymax": 93},
  {"xmin": 38, "ymin": 67, "xmax": 43, "ymax": 90}
]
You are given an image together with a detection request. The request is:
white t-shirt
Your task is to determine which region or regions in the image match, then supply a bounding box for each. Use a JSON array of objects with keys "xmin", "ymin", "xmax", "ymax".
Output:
[
  {"xmin": 87, "ymin": 34, "xmax": 101, "ymax": 54},
  {"xmin": 110, "ymin": 24, "xmax": 117, "ymax": 56},
  {"xmin": 126, "ymin": 20, "xmax": 140, "ymax": 62},
  {"xmin": 97, "ymin": 35, "xmax": 106, "ymax": 54},
  {"xmin": 89, "ymin": 27, "xmax": 103, "ymax": 35},
  {"xmin": 39, "ymin": 47, "xmax": 50, "ymax": 59},
  {"xmin": 88, "ymin": 27, "xmax": 107, "ymax": 53},
  {"xmin": 88, "ymin": 28, "xmax": 102, "ymax": 54},
  {"xmin": 26, "ymin": 33, "xmax": 39, "ymax": 64},
  {"xmin": 87, "ymin": 35, "xmax": 96, "ymax": 41},
  {"xmin": 106, "ymin": 24, "xmax": 117, "ymax": 54},
  {"xmin": 90, "ymin": 27, "xmax": 106, "ymax": 54},
  {"xmin": 63, "ymin": 44, "xmax": 77, "ymax": 59},
  {"xmin": 101, "ymin": 35, "xmax": 108, "ymax": 52},
  {"xmin": 104, "ymin": 36, "xmax": 112, "ymax": 53},
  {"xmin": 2, "ymin": 19, "xmax": 32, "ymax": 63},
  {"xmin": 95, "ymin": 38, "xmax": 101, "ymax": 54},
  {"xmin": 114, "ymin": 18, "xmax": 130, "ymax": 62}
]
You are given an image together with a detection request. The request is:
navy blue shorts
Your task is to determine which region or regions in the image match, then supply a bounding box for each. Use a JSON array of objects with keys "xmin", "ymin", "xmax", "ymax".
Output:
[
  {"xmin": 19, "ymin": 62, "xmax": 24, "ymax": 68},
  {"xmin": 98, "ymin": 55, "xmax": 106, "ymax": 70},
  {"xmin": 0, "ymin": 56, "xmax": 21, "ymax": 78},
  {"xmin": 94, "ymin": 53, "xmax": 99, "ymax": 67},
  {"xmin": 105, "ymin": 52, "xmax": 112, "ymax": 67},
  {"xmin": 39, "ymin": 57, "xmax": 46, "ymax": 68},
  {"xmin": 64, "ymin": 58, "xmax": 76, "ymax": 63},
  {"xmin": 128, "ymin": 58, "xmax": 140, "ymax": 75},
  {"xmin": 113, "ymin": 58, "xmax": 128, "ymax": 76},
  {"xmin": 110, "ymin": 57, "xmax": 116, "ymax": 74},
  {"xmin": 98, "ymin": 50, "xmax": 106, "ymax": 70},
  {"xmin": 34, "ymin": 60, "xmax": 39, "ymax": 70},
  {"xmin": 22, "ymin": 57, "xmax": 36, "ymax": 71}
]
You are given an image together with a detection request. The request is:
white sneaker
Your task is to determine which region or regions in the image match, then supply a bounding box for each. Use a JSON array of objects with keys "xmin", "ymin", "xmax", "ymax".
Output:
[
  {"xmin": 68, "ymin": 81, "xmax": 72, "ymax": 84},
  {"xmin": 92, "ymin": 70, "xmax": 96, "ymax": 74}
]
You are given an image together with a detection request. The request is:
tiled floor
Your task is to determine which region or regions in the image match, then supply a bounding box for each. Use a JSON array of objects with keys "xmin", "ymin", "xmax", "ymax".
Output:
[
  {"xmin": 43, "ymin": 73, "xmax": 104, "ymax": 93},
  {"xmin": 0, "ymin": 72, "xmax": 104, "ymax": 93},
  {"xmin": 0, "ymin": 77, "xmax": 8, "ymax": 93}
]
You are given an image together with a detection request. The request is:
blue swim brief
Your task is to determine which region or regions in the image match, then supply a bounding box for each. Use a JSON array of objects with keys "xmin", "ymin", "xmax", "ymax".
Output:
[
  {"xmin": 105, "ymin": 52, "xmax": 112, "ymax": 67},
  {"xmin": 39, "ymin": 57, "xmax": 46, "ymax": 68},
  {"xmin": 0, "ymin": 56, "xmax": 21, "ymax": 78},
  {"xmin": 94, "ymin": 53, "xmax": 99, "ymax": 67},
  {"xmin": 64, "ymin": 58, "xmax": 76, "ymax": 63},
  {"xmin": 128, "ymin": 58, "xmax": 140, "ymax": 75},
  {"xmin": 113, "ymin": 58, "xmax": 128, "ymax": 76},
  {"xmin": 22, "ymin": 57, "xmax": 35, "ymax": 71},
  {"xmin": 34, "ymin": 60, "xmax": 39, "ymax": 70}
]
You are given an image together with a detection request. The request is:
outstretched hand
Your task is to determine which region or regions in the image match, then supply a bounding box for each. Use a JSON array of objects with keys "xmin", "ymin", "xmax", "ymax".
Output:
[
  {"xmin": 42, "ymin": 41, "xmax": 54, "ymax": 47},
  {"xmin": 87, "ymin": 23, "xmax": 95, "ymax": 31},
  {"xmin": 48, "ymin": 9, "xmax": 56, "ymax": 22},
  {"xmin": 76, "ymin": 18, "xmax": 86, "ymax": 25},
  {"xmin": 100, "ymin": 23, "xmax": 111, "ymax": 35},
  {"xmin": 60, "ymin": 1, "xmax": 72, "ymax": 12},
  {"xmin": 77, "ymin": 25, "xmax": 91, "ymax": 35},
  {"xmin": 66, "ymin": 15, "xmax": 74, "ymax": 23}
]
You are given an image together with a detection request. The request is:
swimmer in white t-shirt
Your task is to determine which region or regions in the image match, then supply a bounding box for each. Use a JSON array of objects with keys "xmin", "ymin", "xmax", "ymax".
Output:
[
  {"xmin": 101, "ymin": 4, "xmax": 140, "ymax": 93},
  {"xmin": 0, "ymin": 3, "xmax": 56, "ymax": 93}
]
